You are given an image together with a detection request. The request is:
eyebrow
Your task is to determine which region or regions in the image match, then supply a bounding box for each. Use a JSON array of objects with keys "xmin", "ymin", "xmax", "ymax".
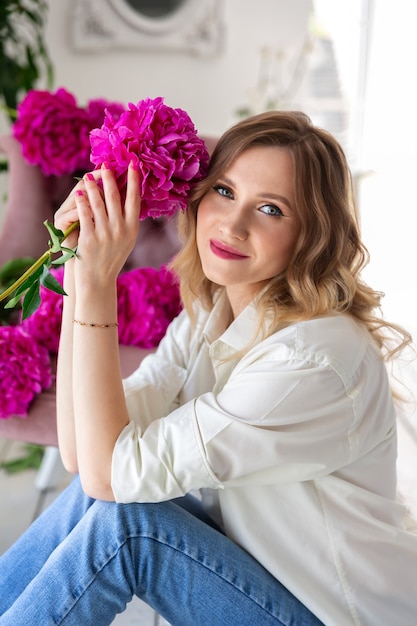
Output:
[
  {"xmin": 219, "ymin": 175, "xmax": 295, "ymax": 212},
  {"xmin": 259, "ymin": 192, "xmax": 294, "ymax": 212}
]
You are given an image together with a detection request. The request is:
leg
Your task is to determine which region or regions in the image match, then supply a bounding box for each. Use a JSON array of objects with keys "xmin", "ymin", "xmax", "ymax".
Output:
[
  {"xmin": 0, "ymin": 494, "xmax": 323, "ymax": 626},
  {"xmin": 0, "ymin": 475, "xmax": 94, "ymax": 614}
]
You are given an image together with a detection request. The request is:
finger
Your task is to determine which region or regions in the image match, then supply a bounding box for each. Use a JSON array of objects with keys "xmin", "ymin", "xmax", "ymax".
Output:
[
  {"xmin": 54, "ymin": 181, "xmax": 86, "ymax": 234},
  {"xmin": 82, "ymin": 168, "xmax": 101, "ymax": 182},
  {"xmin": 99, "ymin": 164, "xmax": 123, "ymax": 223},
  {"xmin": 125, "ymin": 162, "xmax": 142, "ymax": 226},
  {"xmin": 83, "ymin": 171, "xmax": 107, "ymax": 227},
  {"xmin": 57, "ymin": 178, "xmax": 85, "ymax": 215},
  {"xmin": 74, "ymin": 189, "xmax": 95, "ymax": 236},
  {"xmin": 54, "ymin": 207, "xmax": 80, "ymax": 232}
]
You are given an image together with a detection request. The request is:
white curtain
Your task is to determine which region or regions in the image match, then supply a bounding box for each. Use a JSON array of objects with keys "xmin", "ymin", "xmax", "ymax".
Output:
[{"xmin": 315, "ymin": 0, "xmax": 417, "ymax": 519}]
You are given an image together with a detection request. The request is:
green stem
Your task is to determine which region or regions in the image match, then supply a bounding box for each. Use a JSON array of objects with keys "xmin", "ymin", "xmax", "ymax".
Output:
[
  {"xmin": 0, "ymin": 251, "xmax": 51, "ymax": 302},
  {"xmin": 61, "ymin": 220, "xmax": 80, "ymax": 241},
  {"xmin": 0, "ymin": 221, "xmax": 79, "ymax": 303}
]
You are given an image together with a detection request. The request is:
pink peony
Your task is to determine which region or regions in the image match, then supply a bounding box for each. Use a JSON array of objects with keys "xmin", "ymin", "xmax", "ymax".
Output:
[
  {"xmin": 0, "ymin": 326, "xmax": 52, "ymax": 419},
  {"xmin": 13, "ymin": 88, "xmax": 92, "ymax": 176},
  {"xmin": 85, "ymin": 98, "xmax": 125, "ymax": 134},
  {"xmin": 19, "ymin": 265, "xmax": 182, "ymax": 353},
  {"xmin": 21, "ymin": 267, "xmax": 64, "ymax": 353},
  {"xmin": 117, "ymin": 266, "xmax": 182, "ymax": 348},
  {"xmin": 13, "ymin": 89, "xmax": 126, "ymax": 176},
  {"xmin": 89, "ymin": 96, "xmax": 210, "ymax": 219}
]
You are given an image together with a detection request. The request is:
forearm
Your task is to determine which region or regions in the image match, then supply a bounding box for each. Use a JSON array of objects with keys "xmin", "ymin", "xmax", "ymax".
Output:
[
  {"xmin": 72, "ymin": 286, "xmax": 130, "ymax": 500},
  {"xmin": 53, "ymin": 163, "xmax": 140, "ymax": 497},
  {"xmin": 56, "ymin": 260, "xmax": 78, "ymax": 472}
]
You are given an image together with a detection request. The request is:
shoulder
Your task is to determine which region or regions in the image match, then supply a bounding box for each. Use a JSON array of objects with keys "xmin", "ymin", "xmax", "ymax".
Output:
[
  {"xmin": 294, "ymin": 315, "xmax": 370, "ymax": 359},
  {"xmin": 256, "ymin": 315, "xmax": 380, "ymax": 382}
]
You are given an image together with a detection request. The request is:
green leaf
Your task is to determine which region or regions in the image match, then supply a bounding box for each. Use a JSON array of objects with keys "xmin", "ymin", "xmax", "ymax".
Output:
[
  {"xmin": 4, "ymin": 293, "xmax": 24, "ymax": 309},
  {"xmin": 0, "ymin": 0, "xmax": 52, "ymax": 119},
  {"xmin": 40, "ymin": 265, "xmax": 67, "ymax": 296},
  {"xmin": 21, "ymin": 8, "xmax": 42, "ymax": 26},
  {"xmin": 21, "ymin": 279, "xmax": 41, "ymax": 320},
  {"xmin": 43, "ymin": 220, "xmax": 65, "ymax": 253},
  {"xmin": 2, "ymin": 267, "xmax": 44, "ymax": 308},
  {"xmin": 52, "ymin": 247, "xmax": 77, "ymax": 265},
  {"xmin": 0, "ymin": 444, "xmax": 45, "ymax": 474},
  {"xmin": 12, "ymin": 265, "xmax": 44, "ymax": 298}
]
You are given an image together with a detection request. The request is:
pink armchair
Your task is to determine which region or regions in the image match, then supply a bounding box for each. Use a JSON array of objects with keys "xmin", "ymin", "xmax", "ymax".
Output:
[{"xmin": 0, "ymin": 345, "xmax": 153, "ymax": 446}]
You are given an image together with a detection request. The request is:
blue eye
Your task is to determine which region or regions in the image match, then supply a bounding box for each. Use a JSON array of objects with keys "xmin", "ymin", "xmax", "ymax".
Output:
[
  {"xmin": 213, "ymin": 185, "xmax": 233, "ymax": 198},
  {"xmin": 259, "ymin": 204, "xmax": 283, "ymax": 216}
]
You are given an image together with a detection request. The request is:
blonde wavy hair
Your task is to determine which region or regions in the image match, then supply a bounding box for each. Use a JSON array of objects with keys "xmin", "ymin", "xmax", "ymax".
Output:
[{"xmin": 171, "ymin": 110, "xmax": 411, "ymax": 360}]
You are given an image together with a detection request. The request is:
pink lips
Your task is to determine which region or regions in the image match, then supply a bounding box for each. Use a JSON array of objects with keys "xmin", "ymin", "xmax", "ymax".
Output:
[{"xmin": 209, "ymin": 239, "xmax": 249, "ymax": 260}]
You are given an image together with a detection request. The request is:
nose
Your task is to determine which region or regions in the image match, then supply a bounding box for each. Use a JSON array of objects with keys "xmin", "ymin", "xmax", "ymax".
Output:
[{"xmin": 218, "ymin": 207, "xmax": 249, "ymax": 240}]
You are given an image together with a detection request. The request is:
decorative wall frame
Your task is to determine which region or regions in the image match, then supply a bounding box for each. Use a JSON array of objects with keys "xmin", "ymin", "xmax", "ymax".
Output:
[{"xmin": 72, "ymin": 0, "xmax": 224, "ymax": 56}]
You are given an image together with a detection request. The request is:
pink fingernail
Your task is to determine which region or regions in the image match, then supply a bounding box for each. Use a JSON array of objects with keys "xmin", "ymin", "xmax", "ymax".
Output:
[
  {"xmin": 76, "ymin": 190, "xmax": 83, "ymax": 197},
  {"xmin": 85, "ymin": 173, "xmax": 95, "ymax": 181}
]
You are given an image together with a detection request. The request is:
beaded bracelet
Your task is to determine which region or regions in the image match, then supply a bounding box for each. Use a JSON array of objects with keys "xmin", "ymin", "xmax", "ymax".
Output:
[{"xmin": 72, "ymin": 319, "xmax": 119, "ymax": 328}]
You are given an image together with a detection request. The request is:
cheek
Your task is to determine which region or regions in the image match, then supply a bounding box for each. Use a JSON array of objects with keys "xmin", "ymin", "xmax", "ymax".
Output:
[
  {"xmin": 195, "ymin": 209, "xmax": 207, "ymax": 254},
  {"xmin": 281, "ymin": 234, "xmax": 300, "ymax": 268},
  {"xmin": 265, "ymin": 227, "xmax": 300, "ymax": 269},
  {"xmin": 196, "ymin": 200, "xmax": 212, "ymax": 238}
]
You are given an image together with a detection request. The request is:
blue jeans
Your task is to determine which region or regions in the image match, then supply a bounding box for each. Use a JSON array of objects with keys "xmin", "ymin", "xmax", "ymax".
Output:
[{"xmin": 0, "ymin": 476, "xmax": 323, "ymax": 625}]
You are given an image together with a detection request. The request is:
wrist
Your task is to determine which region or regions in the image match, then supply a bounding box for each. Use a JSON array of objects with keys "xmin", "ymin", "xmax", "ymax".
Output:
[{"xmin": 75, "ymin": 286, "xmax": 118, "ymax": 324}]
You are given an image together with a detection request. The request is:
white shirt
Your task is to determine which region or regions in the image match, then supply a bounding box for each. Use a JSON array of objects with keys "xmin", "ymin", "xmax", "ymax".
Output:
[{"xmin": 112, "ymin": 292, "xmax": 417, "ymax": 626}]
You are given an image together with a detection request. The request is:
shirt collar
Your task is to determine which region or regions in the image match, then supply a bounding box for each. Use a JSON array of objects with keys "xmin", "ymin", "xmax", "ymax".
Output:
[{"xmin": 203, "ymin": 290, "xmax": 263, "ymax": 353}]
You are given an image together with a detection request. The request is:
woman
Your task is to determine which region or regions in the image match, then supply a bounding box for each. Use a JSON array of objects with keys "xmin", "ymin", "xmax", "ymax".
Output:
[{"xmin": 0, "ymin": 111, "xmax": 415, "ymax": 625}]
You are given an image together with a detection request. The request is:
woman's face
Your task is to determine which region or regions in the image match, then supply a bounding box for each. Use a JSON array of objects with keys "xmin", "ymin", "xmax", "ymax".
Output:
[{"xmin": 196, "ymin": 145, "xmax": 301, "ymax": 317}]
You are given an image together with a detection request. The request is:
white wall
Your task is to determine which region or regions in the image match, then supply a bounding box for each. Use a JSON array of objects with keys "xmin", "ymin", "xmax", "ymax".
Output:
[{"xmin": 44, "ymin": 0, "xmax": 311, "ymax": 136}]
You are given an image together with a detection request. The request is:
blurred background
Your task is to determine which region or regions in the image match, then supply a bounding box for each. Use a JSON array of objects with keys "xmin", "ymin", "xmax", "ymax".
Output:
[{"xmin": 1, "ymin": 0, "xmax": 416, "ymax": 333}]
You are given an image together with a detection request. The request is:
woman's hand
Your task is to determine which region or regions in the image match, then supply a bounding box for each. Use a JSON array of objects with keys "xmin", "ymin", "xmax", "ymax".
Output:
[
  {"xmin": 54, "ymin": 163, "xmax": 141, "ymax": 283},
  {"xmin": 53, "ymin": 176, "xmax": 88, "ymax": 250},
  {"xmin": 73, "ymin": 163, "xmax": 141, "ymax": 290}
]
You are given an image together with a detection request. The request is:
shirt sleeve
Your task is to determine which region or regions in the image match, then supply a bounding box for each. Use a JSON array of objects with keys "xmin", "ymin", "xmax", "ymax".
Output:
[
  {"xmin": 121, "ymin": 310, "xmax": 191, "ymax": 432},
  {"xmin": 112, "ymin": 400, "xmax": 223, "ymax": 502},
  {"xmin": 112, "ymin": 314, "xmax": 387, "ymax": 503},
  {"xmin": 196, "ymin": 340, "xmax": 386, "ymax": 485},
  {"xmin": 112, "ymin": 311, "xmax": 223, "ymax": 502},
  {"xmin": 195, "ymin": 358, "xmax": 352, "ymax": 483}
]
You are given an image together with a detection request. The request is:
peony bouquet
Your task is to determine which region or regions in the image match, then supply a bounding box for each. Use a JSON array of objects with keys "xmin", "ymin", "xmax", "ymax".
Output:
[
  {"xmin": 0, "ymin": 91, "xmax": 207, "ymax": 418},
  {"xmin": 90, "ymin": 96, "xmax": 209, "ymax": 219},
  {"xmin": 0, "ymin": 325, "xmax": 52, "ymax": 419},
  {"xmin": 0, "ymin": 263, "xmax": 182, "ymax": 419},
  {"xmin": 20, "ymin": 267, "xmax": 65, "ymax": 354},
  {"xmin": 117, "ymin": 266, "xmax": 182, "ymax": 348},
  {"xmin": 20, "ymin": 265, "xmax": 182, "ymax": 354},
  {"xmin": 0, "ymin": 92, "xmax": 209, "ymax": 318},
  {"xmin": 12, "ymin": 88, "xmax": 125, "ymax": 176}
]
